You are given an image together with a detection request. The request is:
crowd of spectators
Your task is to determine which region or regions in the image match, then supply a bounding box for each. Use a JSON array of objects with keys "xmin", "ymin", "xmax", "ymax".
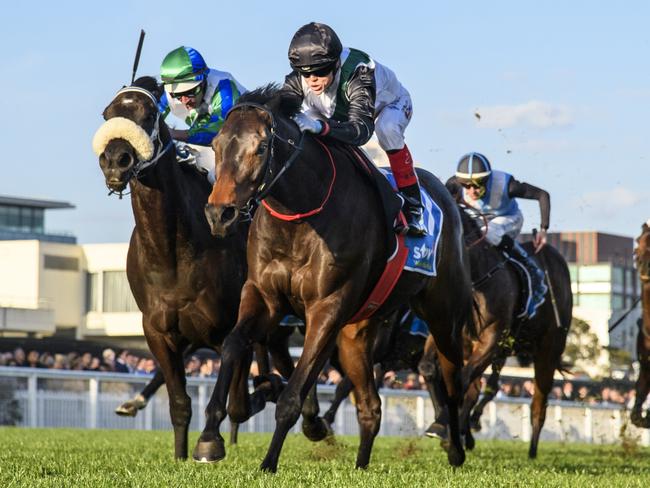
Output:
[{"xmin": 0, "ymin": 346, "xmax": 639, "ymax": 407}]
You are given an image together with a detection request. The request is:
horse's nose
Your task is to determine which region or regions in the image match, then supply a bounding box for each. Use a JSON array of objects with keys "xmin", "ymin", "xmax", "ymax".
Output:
[
  {"xmin": 204, "ymin": 203, "xmax": 239, "ymax": 237},
  {"xmin": 103, "ymin": 141, "xmax": 134, "ymax": 169}
]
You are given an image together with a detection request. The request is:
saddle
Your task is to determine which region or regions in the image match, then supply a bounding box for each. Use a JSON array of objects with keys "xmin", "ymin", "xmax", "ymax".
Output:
[
  {"xmin": 503, "ymin": 254, "xmax": 534, "ymax": 320},
  {"xmin": 334, "ymin": 143, "xmax": 405, "ymax": 255}
]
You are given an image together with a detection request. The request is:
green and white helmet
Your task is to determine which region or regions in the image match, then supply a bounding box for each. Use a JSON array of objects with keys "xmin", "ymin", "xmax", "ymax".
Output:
[{"xmin": 160, "ymin": 46, "xmax": 208, "ymax": 94}]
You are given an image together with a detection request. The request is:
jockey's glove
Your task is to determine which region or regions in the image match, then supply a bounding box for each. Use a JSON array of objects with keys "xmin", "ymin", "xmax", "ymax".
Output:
[{"xmin": 292, "ymin": 113, "xmax": 323, "ymax": 134}]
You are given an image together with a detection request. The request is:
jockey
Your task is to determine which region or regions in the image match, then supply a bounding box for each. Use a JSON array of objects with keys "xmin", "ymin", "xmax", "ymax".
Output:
[
  {"xmin": 158, "ymin": 46, "xmax": 246, "ymax": 182},
  {"xmin": 454, "ymin": 152, "xmax": 550, "ymax": 318},
  {"xmin": 282, "ymin": 22, "xmax": 426, "ymax": 236}
]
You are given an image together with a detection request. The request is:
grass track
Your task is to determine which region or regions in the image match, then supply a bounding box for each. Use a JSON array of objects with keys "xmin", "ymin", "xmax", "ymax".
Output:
[{"xmin": 0, "ymin": 428, "xmax": 648, "ymax": 487}]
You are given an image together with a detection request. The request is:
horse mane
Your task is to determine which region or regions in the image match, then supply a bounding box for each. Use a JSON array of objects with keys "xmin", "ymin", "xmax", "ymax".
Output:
[{"xmin": 237, "ymin": 83, "xmax": 302, "ymax": 119}]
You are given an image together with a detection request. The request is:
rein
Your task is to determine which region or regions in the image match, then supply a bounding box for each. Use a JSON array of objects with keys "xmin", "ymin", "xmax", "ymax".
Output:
[
  {"xmin": 107, "ymin": 86, "xmax": 174, "ymax": 199},
  {"xmin": 228, "ymin": 102, "xmax": 336, "ymax": 221}
]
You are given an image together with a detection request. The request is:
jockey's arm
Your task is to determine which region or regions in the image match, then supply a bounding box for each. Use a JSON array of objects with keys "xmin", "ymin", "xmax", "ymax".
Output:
[
  {"xmin": 323, "ymin": 66, "xmax": 376, "ymax": 146},
  {"xmin": 283, "ymin": 68, "xmax": 376, "ymax": 146},
  {"xmin": 508, "ymin": 178, "xmax": 551, "ymax": 230}
]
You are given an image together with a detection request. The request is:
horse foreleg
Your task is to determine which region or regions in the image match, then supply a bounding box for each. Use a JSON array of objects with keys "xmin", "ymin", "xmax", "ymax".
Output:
[
  {"xmin": 193, "ymin": 284, "xmax": 279, "ymax": 463},
  {"xmin": 115, "ymin": 368, "xmax": 165, "ymax": 417},
  {"xmin": 322, "ymin": 376, "xmax": 354, "ymax": 427},
  {"xmin": 259, "ymin": 303, "xmax": 340, "ymax": 472},
  {"xmin": 337, "ymin": 320, "xmax": 381, "ymax": 469},
  {"xmin": 144, "ymin": 331, "xmax": 191, "ymax": 460},
  {"xmin": 469, "ymin": 358, "xmax": 504, "ymax": 432}
]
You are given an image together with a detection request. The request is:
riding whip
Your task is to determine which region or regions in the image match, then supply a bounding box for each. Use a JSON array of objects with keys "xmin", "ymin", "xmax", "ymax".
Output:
[
  {"xmin": 532, "ymin": 228, "xmax": 563, "ymax": 329},
  {"xmin": 131, "ymin": 29, "xmax": 146, "ymax": 84},
  {"xmin": 607, "ymin": 296, "xmax": 642, "ymax": 332}
]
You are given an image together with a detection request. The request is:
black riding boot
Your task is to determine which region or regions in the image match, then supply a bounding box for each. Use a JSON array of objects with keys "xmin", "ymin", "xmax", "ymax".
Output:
[
  {"xmin": 398, "ymin": 183, "xmax": 427, "ymax": 237},
  {"xmin": 497, "ymin": 236, "xmax": 548, "ymax": 317}
]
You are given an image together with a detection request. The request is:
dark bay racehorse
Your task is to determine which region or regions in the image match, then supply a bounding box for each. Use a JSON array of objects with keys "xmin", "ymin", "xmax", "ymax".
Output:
[
  {"xmin": 94, "ymin": 77, "xmax": 248, "ymax": 459},
  {"xmin": 420, "ymin": 201, "xmax": 572, "ymax": 458},
  {"xmin": 631, "ymin": 222, "xmax": 650, "ymax": 427},
  {"xmin": 199, "ymin": 85, "xmax": 475, "ymax": 471}
]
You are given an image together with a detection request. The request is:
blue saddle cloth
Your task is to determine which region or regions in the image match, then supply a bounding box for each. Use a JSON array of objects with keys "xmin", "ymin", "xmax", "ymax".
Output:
[
  {"xmin": 399, "ymin": 309, "xmax": 430, "ymax": 338},
  {"xmin": 379, "ymin": 169, "xmax": 443, "ymax": 276}
]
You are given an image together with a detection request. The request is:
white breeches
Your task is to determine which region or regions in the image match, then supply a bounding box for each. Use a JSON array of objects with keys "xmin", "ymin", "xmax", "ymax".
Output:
[
  {"xmin": 374, "ymin": 94, "xmax": 412, "ymax": 151},
  {"xmin": 483, "ymin": 210, "xmax": 524, "ymax": 246}
]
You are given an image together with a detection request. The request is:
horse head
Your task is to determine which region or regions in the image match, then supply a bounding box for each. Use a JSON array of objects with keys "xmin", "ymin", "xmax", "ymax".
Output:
[
  {"xmin": 93, "ymin": 77, "xmax": 169, "ymax": 194},
  {"xmin": 204, "ymin": 84, "xmax": 302, "ymax": 237},
  {"xmin": 636, "ymin": 221, "xmax": 650, "ymax": 282}
]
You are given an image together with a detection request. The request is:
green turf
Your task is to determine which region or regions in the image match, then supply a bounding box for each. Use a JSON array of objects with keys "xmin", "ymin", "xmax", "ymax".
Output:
[{"xmin": 0, "ymin": 428, "xmax": 648, "ymax": 487}]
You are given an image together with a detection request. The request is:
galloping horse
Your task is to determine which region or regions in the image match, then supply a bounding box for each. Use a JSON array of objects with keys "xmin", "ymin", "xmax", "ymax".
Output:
[
  {"xmin": 420, "ymin": 200, "xmax": 573, "ymax": 458},
  {"xmin": 93, "ymin": 77, "xmax": 249, "ymax": 459},
  {"xmin": 198, "ymin": 85, "xmax": 474, "ymax": 471},
  {"xmin": 631, "ymin": 221, "xmax": 650, "ymax": 427}
]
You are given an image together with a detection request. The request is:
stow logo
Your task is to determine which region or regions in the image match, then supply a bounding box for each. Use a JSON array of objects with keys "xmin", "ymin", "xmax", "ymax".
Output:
[{"xmin": 412, "ymin": 243, "xmax": 433, "ymax": 261}]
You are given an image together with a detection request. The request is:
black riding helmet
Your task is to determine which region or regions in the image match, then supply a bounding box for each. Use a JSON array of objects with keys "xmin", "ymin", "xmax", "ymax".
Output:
[
  {"xmin": 455, "ymin": 152, "xmax": 492, "ymax": 185},
  {"xmin": 288, "ymin": 22, "xmax": 343, "ymax": 74}
]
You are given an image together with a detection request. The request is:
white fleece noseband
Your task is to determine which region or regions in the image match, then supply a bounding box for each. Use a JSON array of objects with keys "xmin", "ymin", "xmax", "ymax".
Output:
[{"xmin": 92, "ymin": 116, "xmax": 154, "ymax": 161}]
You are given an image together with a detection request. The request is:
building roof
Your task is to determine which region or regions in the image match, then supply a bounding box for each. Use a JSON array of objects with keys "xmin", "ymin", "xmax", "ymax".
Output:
[{"xmin": 0, "ymin": 195, "xmax": 74, "ymax": 210}]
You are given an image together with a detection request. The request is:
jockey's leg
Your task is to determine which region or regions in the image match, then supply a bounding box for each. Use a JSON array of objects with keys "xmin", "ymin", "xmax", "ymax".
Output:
[
  {"xmin": 495, "ymin": 215, "xmax": 547, "ymax": 318},
  {"xmin": 376, "ymin": 98, "xmax": 426, "ymax": 236}
]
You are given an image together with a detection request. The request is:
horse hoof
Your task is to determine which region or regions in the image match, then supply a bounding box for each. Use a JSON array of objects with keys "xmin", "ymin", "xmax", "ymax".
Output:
[
  {"xmin": 192, "ymin": 439, "xmax": 225, "ymax": 464},
  {"xmin": 447, "ymin": 448, "xmax": 465, "ymax": 467},
  {"xmin": 114, "ymin": 403, "xmax": 138, "ymax": 417},
  {"xmin": 425, "ymin": 422, "xmax": 448, "ymax": 440},
  {"xmin": 302, "ymin": 417, "xmax": 333, "ymax": 442},
  {"xmin": 259, "ymin": 460, "xmax": 277, "ymax": 473},
  {"xmin": 465, "ymin": 435, "xmax": 475, "ymax": 451}
]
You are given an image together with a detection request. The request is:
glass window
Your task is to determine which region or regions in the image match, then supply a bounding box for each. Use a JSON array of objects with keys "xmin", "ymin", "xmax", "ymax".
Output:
[
  {"xmin": 102, "ymin": 271, "xmax": 138, "ymax": 313},
  {"xmin": 577, "ymin": 293, "xmax": 610, "ymax": 310},
  {"xmin": 0, "ymin": 205, "xmax": 9, "ymax": 228},
  {"xmin": 86, "ymin": 272, "xmax": 101, "ymax": 312},
  {"xmin": 32, "ymin": 208, "xmax": 44, "ymax": 233},
  {"xmin": 6, "ymin": 206, "xmax": 19, "ymax": 230},
  {"xmin": 569, "ymin": 264, "xmax": 579, "ymax": 282},
  {"xmin": 611, "ymin": 267, "xmax": 624, "ymax": 287},
  {"xmin": 577, "ymin": 265, "xmax": 610, "ymax": 282},
  {"xmin": 611, "ymin": 294, "xmax": 624, "ymax": 310}
]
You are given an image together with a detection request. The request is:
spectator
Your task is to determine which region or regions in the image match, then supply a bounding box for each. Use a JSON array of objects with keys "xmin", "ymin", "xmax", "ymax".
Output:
[
  {"xmin": 521, "ymin": 380, "xmax": 535, "ymax": 398},
  {"xmin": 101, "ymin": 348, "xmax": 116, "ymax": 371},
  {"xmin": 26, "ymin": 350, "xmax": 44, "ymax": 368},
  {"xmin": 115, "ymin": 349, "xmax": 130, "ymax": 373},
  {"xmin": 561, "ymin": 381, "xmax": 574, "ymax": 401},
  {"xmin": 403, "ymin": 373, "xmax": 419, "ymax": 390},
  {"xmin": 13, "ymin": 348, "xmax": 26, "ymax": 367}
]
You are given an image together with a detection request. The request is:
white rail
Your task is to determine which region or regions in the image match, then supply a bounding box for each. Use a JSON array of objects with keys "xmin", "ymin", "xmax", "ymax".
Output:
[{"xmin": 0, "ymin": 367, "xmax": 647, "ymax": 446}]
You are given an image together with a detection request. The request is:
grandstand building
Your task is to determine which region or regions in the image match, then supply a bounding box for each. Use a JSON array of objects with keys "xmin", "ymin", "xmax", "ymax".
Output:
[{"xmin": 0, "ymin": 194, "xmax": 643, "ymax": 366}]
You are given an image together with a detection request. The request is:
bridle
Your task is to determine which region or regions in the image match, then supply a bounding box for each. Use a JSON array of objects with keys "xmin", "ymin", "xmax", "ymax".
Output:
[
  {"xmin": 224, "ymin": 102, "xmax": 305, "ymax": 220},
  {"xmin": 106, "ymin": 86, "xmax": 174, "ymax": 199}
]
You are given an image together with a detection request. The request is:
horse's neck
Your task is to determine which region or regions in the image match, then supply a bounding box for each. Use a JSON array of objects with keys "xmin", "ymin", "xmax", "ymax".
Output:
[{"xmin": 129, "ymin": 154, "xmax": 202, "ymax": 261}]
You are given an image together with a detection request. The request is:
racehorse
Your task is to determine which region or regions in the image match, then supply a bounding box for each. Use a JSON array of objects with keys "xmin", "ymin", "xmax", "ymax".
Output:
[
  {"xmin": 198, "ymin": 85, "xmax": 475, "ymax": 471},
  {"xmin": 420, "ymin": 197, "xmax": 572, "ymax": 458},
  {"xmin": 631, "ymin": 221, "xmax": 650, "ymax": 427},
  {"xmin": 93, "ymin": 77, "xmax": 249, "ymax": 459}
]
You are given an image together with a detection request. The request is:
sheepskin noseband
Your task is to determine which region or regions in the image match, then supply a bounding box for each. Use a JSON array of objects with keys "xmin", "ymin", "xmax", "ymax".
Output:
[{"xmin": 92, "ymin": 117, "xmax": 155, "ymax": 161}]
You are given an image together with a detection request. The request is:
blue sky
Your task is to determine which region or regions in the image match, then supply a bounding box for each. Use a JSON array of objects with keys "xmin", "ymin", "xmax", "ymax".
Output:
[{"xmin": 1, "ymin": 1, "xmax": 648, "ymax": 243}]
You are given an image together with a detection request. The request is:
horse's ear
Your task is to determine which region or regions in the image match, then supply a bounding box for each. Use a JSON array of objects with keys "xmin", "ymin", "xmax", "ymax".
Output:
[
  {"xmin": 643, "ymin": 221, "xmax": 649, "ymax": 232},
  {"xmin": 445, "ymin": 176, "xmax": 462, "ymax": 202}
]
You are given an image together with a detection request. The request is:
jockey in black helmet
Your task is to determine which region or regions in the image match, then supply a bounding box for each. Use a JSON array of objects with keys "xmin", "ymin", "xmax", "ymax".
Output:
[
  {"xmin": 283, "ymin": 22, "xmax": 426, "ymax": 236},
  {"xmin": 451, "ymin": 152, "xmax": 550, "ymax": 318}
]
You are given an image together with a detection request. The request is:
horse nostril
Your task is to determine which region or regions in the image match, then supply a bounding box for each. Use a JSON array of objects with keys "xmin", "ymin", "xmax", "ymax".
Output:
[
  {"xmin": 220, "ymin": 207, "xmax": 236, "ymax": 224},
  {"xmin": 117, "ymin": 152, "xmax": 132, "ymax": 168}
]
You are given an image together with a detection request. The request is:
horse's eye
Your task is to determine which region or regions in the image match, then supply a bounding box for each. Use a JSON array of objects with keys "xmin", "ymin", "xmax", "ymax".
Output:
[{"xmin": 257, "ymin": 142, "xmax": 268, "ymax": 155}]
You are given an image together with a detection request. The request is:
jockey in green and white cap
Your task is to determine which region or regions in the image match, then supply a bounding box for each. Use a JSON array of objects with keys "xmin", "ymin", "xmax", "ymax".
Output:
[{"xmin": 159, "ymin": 46, "xmax": 246, "ymax": 182}]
